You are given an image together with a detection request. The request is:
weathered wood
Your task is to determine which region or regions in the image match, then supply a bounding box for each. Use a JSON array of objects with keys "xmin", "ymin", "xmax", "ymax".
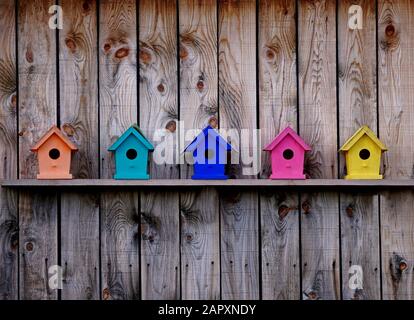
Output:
[
  {"xmin": 60, "ymin": 192, "xmax": 99, "ymax": 299},
  {"xmin": 219, "ymin": 0, "xmax": 259, "ymax": 300},
  {"xmin": 101, "ymin": 191, "xmax": 139, "ymax": 300},
  {"xmin": 59, "ymin": 0, "xmax": 100, "ymax": 300},
  {"xmin": 0, "ymin": 0, "xmax": 18, "ymax": 300},
  {"xmin": 338, "ymin": 0, "xmax": 380, "ymax": 300},
  {"xmin": 179, "ymin": 0, "xmax": 219, "ymax": 300},
  {"xmin": 139, "ymin": 0, "xmax": 180, "ymax": 300},
  {"xmin": 298, "ymin": 0, "xmax": 340, "ymax": 300},
  {"xmin": 99, "ymin": 0, "xmax": 140, "ymax": 300},
  {"xmin": 378, "ymin": 0, "xmax": 414, "ymax": 300},
  {"xmin": 18, "ymin": 0, "xmax": 58, "ymax": 300},
  {"xmin": 259, "ymin": 0, "xmax": 299, "ymax": 300}
]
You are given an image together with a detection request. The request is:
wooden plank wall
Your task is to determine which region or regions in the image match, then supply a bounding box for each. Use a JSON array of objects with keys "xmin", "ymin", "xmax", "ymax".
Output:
[{"xmin": 1, "ymin": 0, "xmax": 414, "ymax": 300}]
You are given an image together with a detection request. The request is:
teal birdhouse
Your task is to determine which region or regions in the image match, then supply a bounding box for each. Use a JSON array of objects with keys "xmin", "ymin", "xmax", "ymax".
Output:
[{"xmin": 108, "ymin": 125, "xmax": 154, "ymax": 180}]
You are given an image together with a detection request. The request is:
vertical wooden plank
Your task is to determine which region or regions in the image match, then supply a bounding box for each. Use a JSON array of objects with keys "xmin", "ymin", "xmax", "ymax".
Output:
[
  {"xmin": 338, "ymin": 0, "xmax": 380, "ymax": 300},
  {"xmin": 99, "ymin": 0, "xmax": 140, "ymax": 300},
  {"xmin": 179, "ymin": 0, "xmax": 219, "ymax": 300},
  {"xmin": 378, "ymin": 0, "xmax": 414, "ymax": 300},
  {"xmin": 218, "ymin": 0, "xmax": 259, "ymax": 300},
  {"xmin": 298, "ymin": 0, "xmax": 340, "ymax": 300},
  {"xmin": 18, "ymin": 0, "xmax": 58, "ymax": 300},
  {"xmin": 258, "ymin": 0, "xmax": 300, "ymax": 300},
  {"xmin": 139, "ymin": 0, "xmax": 180, "ymax": 300},
  {"xmin": 0, "ymin": 0, "xmax": 18, "ymax": 300},
  {"xmin": 59, "ymin": 0, "xmax": 99, "ymax": 300}
]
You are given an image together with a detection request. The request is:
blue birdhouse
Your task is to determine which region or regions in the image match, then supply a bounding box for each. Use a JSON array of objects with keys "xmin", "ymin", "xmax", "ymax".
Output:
[
  {"xmin": 108, "ymin": 125, "xmax": 154, "ymax": 180},
  {"xmin": 184, "ymin": 125, "xmax": 232, "ymax": 180}
]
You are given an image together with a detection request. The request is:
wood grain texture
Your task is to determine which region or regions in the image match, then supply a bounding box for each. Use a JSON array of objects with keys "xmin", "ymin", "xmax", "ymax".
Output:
[
  {"xmin": 139, "ymin": 0, "xmax": 180, "ymax": 300},
  {"xmin": 59, "ymin": 0, "xmax": 100, "ymax": 300},
  {"xmin": 0, "ymin": 0, "xmax": 18, "ymax": 300},
  {"xmin": 101, "ymin": 192, "xmax": 139, "ymax": 300},
  {"xmin": 378, "ymin": 0, "xmax": 414, "ymax": 300},
  {"xmin": 259, "ymin": 0, "xmax": 299, "ymax": 300},
  {"xmin": 61, "ymin": 192, "xmax": 99, "ymax": 299},
  {"xmin": 179, "ymin": 0, "xmax": 219, "ymax": 300},
  {"xmin": 99, "ymin": 0, "xmax": 140, "ymax": 300},
  {"xmin": 298, "ymin": 0, "xmax": 340, "ymax": 300},
  {"xmin": 18, "ymin": 0, "xmax": 58, "ymax": 300},
  {"xmin": 219, "ymin": 0, "xmax": 259, "ymax": 300},
  {"xmin": 338, "ymin": 0, "xmax": 380, "ymax": 300}
]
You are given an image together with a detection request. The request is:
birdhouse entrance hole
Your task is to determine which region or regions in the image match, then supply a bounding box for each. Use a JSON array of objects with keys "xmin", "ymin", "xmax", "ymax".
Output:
[
  {"xmin": 359, "ymin": 149, "xmax": 370, "ymax": 160},
  {"xmin": 49, "ymin": 148, "xmax": 60, "ymax": 160},
  {"xmin": 283, "ymin": 149, "xmax": 294, "ymax": 160},
  {"xmin": 126, "ymin": 148, "xmax": 138, "ymax": 160}
]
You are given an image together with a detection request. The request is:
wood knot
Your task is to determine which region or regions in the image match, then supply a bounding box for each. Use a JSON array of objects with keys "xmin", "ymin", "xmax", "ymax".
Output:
[
  {"xmin": 62, "ymin": 123, "xmax": 75, "ymax": 137},
  {"xmin": 165, "ymin": 120, "xmax": 176, "ymax": 133},
  {"xmin": 346, "ymin": 205, "xmax": 354, "ymax": 217},
  {"xmin": 103, "ymin": 43, "xmax": 111, "ymax": 53},
  {"xmin": 25, "ymin": 242, "xmax": 33, "ymax": 252},
  {"xmin": 26, "ymin": 49, "xmax": 33, "ymax": 63},
  {"xmin": 208, "ymin": 117, "xmax": 218, "ymax": 128},
  {"xmin": 385, "ymin": 24, "xmax": 395, "ymax": 37},
  {"xmin": 11, "ymin": 94, "xmax": 17, "ymax": 108},
  {"xmin": 196, "ymin": 80, "xmax": 204, "ymax": 91},
  {"xmin": 265, "ymin": 49, "xmax": 275, "ymax": 60},
  {"xmin": 115, "ymin": 47, "xmax": 130, "ymax": 59},
  {"xmin": 185, "ymin": 234, "xmax": 192, "ymax": 241},
  {"xmin": 139, "ymin": 49, "xmax": 152, "ymax": 64},
  {"xmin": 102, "ymin": 288, "xmax": 110, "ymax": 300},
  {"xmin": 381, "ymin": 24, "xmax": 399, "ymax": 50},
  {"xmin": 278, "ymin": 205, "xmax": 290, "ymax": 219},
  {"xmin": 65, "ymin": 38, "xmax": 77, "ymax": 53},
  {"xmin": 157, "ymin": 83, "xmax": 165, "ymax": 93},
  {"xmin": 307, "ymin": 291, "xmax": 318, "ymax": 300},
  {"xmin": 82, "ymin": 1, "xmax": 91, "ymax": 13},
  {"xmin": 180, "ymin": 46, "xmax": 189, "ymax": 60},
  {"xmin": 301, "ymin": 201, "xmax": 311, "ymax": 214},
  {"xmin": 399, "ymin": 260, "xmax": 408, "ymax": 271}
]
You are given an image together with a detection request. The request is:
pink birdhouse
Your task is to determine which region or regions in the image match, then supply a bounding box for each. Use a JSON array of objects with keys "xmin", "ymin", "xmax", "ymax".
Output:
[{"xmin": 264, "ymin": 127, "xmax": 311, "ymax": 180}]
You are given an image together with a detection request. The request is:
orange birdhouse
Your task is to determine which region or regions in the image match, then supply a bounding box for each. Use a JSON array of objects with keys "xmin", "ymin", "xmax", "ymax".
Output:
[{"xmin": 30, "ymin": 126, "xmax": 78, "ymax": 180}]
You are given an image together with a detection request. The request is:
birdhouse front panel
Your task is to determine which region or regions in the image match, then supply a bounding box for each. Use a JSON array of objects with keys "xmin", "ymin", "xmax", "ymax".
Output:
[
  {"xmin": 344, "ymin": 134, "xmax": 383, "ymax": 179},
  {"xmin": 114, "ymin": 134, "xmax": 150, "ymax": 179},
  {"xmin": 192, "ymin": 136, "xmax": 227, "ymax": 179},
  {"xmin": 270, "ymin": 135, "xmax": 306, "ymax": 179},
  {"xmin": 36, "ymin": 134, "xmax": 73, "ymax": 179}
]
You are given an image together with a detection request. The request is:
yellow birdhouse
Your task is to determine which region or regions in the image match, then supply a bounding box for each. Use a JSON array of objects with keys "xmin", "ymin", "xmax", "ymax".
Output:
[{"xmin": 339, "ymin": 126, "xmax": 387, "ymax": 180}]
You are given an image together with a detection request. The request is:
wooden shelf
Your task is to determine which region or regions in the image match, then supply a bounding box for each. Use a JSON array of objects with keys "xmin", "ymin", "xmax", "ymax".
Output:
[{"xmin": 1, "ymin": 179, "xmax": 414, "ymax": 190}]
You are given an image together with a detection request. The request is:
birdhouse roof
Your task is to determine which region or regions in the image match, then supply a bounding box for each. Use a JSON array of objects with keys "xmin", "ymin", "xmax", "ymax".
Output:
[
  {"xmin": 30, "ymin": 126, "xmax": 78, "ymax": 152},
  {"xmin": 263, "ymin": 126, "xmax": 311, "ymax": 152},
  {"xmin": 108, "ymin": 125, "xmax": 154, "ymax": 152},
  {"xmin": 184, "ymin": 125, "xmax": 233, "ymax": 153},
  {"xmin": 339, "ymin": 125, "xmax": 387, "ymax": 152}
]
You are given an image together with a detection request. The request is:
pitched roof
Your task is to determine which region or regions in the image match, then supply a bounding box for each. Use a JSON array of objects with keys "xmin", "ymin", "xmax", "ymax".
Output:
[
  {"xmin": 108, "ymin": 124, "xmax": 154, "ymax": 151},
  {"xmin": 31, "ymin": 125, "xmax": 78, "ymax": 151},
  {"xmin": 264, "ymin": 126, "xmax": 311, "ymax": 152},
  {"xmin": 184, "ymin": 125, "xmax": 233, "ymax": 153},
  {"xmin": 339, "ymin": 125, "xmax": 387, "ymax": 151}
]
